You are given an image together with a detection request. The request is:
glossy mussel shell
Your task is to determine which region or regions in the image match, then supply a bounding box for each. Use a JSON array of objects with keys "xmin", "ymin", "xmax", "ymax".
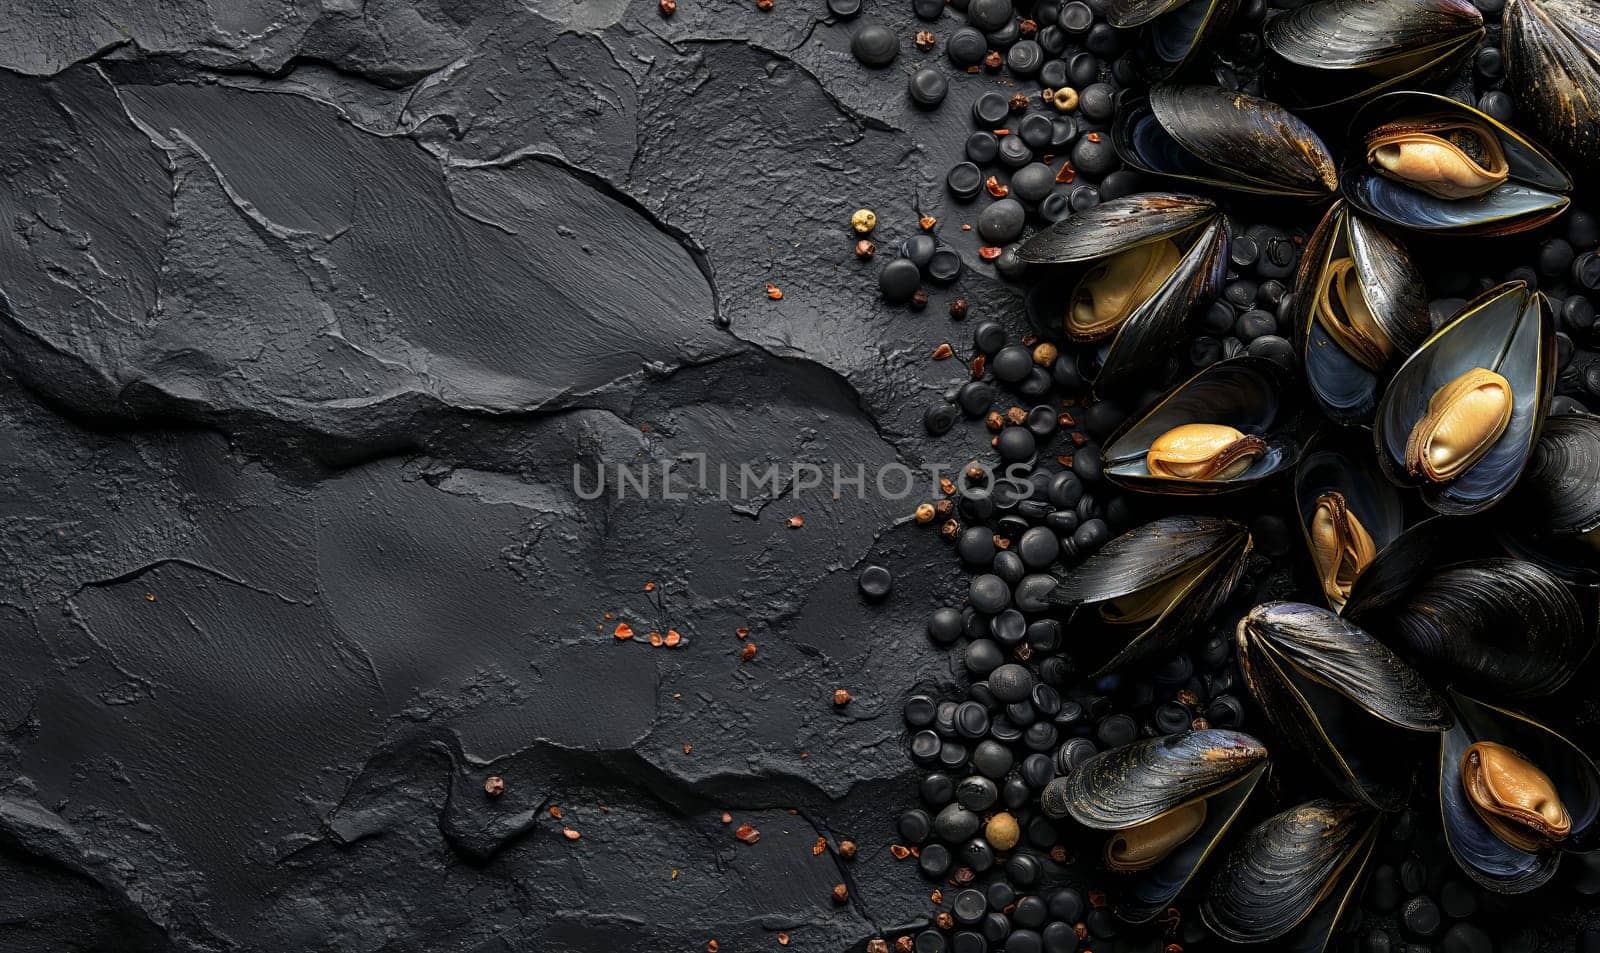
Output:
[
  {"xmin": 1237, "ymin": 602, "xmax": 1452, "ymax": 810},
  {"xmin": 1374, "ymin": 281, "xmax": 1555, "ymax": 515},
  {"xmin": 1502, "ymin": 412, "xmax": 1600, "ymax": 585},
  {"xmin": 1346, "ymin": 557, "xmax": 1591, "ymax": 698},
  {"xmin": 1113, "ymin": 85, "xmax": 1340, "ymax": 198},
  {"xmin": 1293, "ymin": 436, "xmax": 1406, "ymax": 612},
  {"xmin": 1343, "ymin": 91, "xmax": 1572, "ymax": 235},
  {"xmin": 1294, "ymin": 203, "xmax": 1431, "ymax": 424},
  {"xmin": 1266, "ymin": 0, "xmax": 1485, "ymax": 108},
  {"xmin": 1102, "ymin": 357, "xmax": 1309, "ymax": 494},
  {"xmin": 1440, "ymin": 691, "xmax": 1600, "ymax": 893},
  {"xmin": 1020, "ymin": 194, "xmax": 1231, "ymax": 396},
  {"xmin": 1109, "ymin": 0, "xmax": 1243, "ymax": 79},
  {"xmin": 1504, "ymin": 0, "xmax": 1600, "ymax": 180},
  {"xmin": 1049, "ymin": 515, "xmax": 1251, "ymax": 676},
  {"xmin": 1041, "ymin": 728, "xmax": 1269, "ymax": 924},
  {"xmin": 1202, "ymin": 800, "xmax": 1380, "ymax": 950}
]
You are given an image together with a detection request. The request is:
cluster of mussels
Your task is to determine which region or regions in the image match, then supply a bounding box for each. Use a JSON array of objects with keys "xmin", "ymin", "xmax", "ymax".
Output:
[{"xmin": 864, "ymin": 0, "xmax": 1600, "ymax": 951}]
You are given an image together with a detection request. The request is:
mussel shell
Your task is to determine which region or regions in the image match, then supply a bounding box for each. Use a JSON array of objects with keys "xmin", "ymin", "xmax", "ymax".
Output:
[
  {"xmin": 1440, "ymin": 691, "xmax": 1600, "ymax": 893},
  {"xmin": 1238, "ymin": 601, "xmax": 1451, "ymax": 810},
  {"xmin": 1373, "ymin": 281, "xmax": 1555, "ymax": 515},
  {"xmin": 1048, "ymin": 728, "xmax": 1268, "ymax": 828},
  {"xmin": 1294, "ymin": 203, "xmax": 1430, "ymax": 424},
  {"xmin": 1110, "ymin": 0, "xmax": 1243, "ymax": 79},
  {"xmin": 1504, "ymin": 0, "xmax": 1600, "ymax": 180},
  {"xmin": 1348, "ymin": 558, "xmax": 1590, "ymax": 698},
  {"xmin": 1041, "ymin": 729, "xmax": 1269, "ymax": 924},
  {"xmin": 1049, "ymin": 515, "xmax": 1252, "ymax": 674},
  {"xmin": 1500, "ymin": 413, "xmax": 1600, "ymax": 585},
  {"xmin": 1101, "ymin": 357, "xmax": 1310, "ymax": 495},
  {"xmin": 1343, "ymin": 91, "xmax": 1572, "ymax": 235},
  {"xmin": 1113, "ymin": 85, "xmax": 1340, "ymax": 198},
  {"xmin": 1266, "ymin": 0, "xmax": 1484, "ymax": 108},
  {"xmin": 1293, "ymin": 435, "xmax": 1407, "ymax": 610},
  {"xmin": 1021, "ymin": 194, "xmax": 1231, "ymax": 395},
  {"xmin": 1202, "ymin": 800, "xmax": 1379, "ymax": 948},
  {"xmin": 1341, "ymin": 515, "xmax": 1499, "ymax": 614}
]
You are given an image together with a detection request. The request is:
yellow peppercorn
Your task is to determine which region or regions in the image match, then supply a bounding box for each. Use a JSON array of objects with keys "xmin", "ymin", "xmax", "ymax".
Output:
[
  {"xmin": 1052, "ymin": 87, "xmax": 1079, "ymax": 112},
  {"xmin": 851, "ymin": 208, "xmax": 877, "ymax": 234}
]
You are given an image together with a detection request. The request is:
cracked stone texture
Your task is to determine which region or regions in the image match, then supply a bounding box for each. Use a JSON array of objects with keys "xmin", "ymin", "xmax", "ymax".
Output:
[{"xmin": 0, "ymin": 1, "xmax": 1009, "ymax": 950}]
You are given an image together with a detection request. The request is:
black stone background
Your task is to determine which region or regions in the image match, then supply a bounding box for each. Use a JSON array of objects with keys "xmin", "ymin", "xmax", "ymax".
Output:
[{"xmin": 0, "ymin": 1, "xmax": 1596, "ymax": 952}]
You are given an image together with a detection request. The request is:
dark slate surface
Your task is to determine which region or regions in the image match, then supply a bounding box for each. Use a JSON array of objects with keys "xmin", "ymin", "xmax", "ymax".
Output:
[{"xmin": 0, "ymin": 2, "xmax": 1007, "ymax": 950}]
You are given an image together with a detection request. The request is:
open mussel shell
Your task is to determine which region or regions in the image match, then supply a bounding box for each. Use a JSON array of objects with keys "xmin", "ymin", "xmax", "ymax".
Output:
[
  {"xmin": 1265, "ymin": 0, "xmax": 1484, "ymax": 109},
  {"xmin": 1293, "ymin": 203, "xmax": 1430, "ymax": 425},
  {"xmin": 1501, "ymin": 412, "xmax": 1600, "ymax": 585},
  {"xmin": 1504, "ymin": 0, "xmax": 1600, "ymax": 180},
  {"xmin": 1042, "ymin": 729, "xmax": 1269, "ymax": 924},
  {"xmin": 1020, "ymin": 193, "xmax": 1231, "ymax": 396},
  {"xmin": 1101, "ymin": 357, "xmax": 1309, "ymax": 495},
  {"xmin": 1112, "ymin": 85, "xmax": 1340, "ymax": 198},
  {"xmin": 1109, "ymin": 0, "xmax": 1243, "ymax": 80},
  {"xmin": 1373, "ymin": 281, "xmax": 1555, "ymax": 515},
  {"xmin": 1237, "ymin": 602, "xmax": 1452, "ymax": 810},
  {"xmin": 1293, "ymin": 436, "xmax": 1406, "ymax": 612},
  {"xmin": 1440, "ymin": 691, "xmax": 1600, "ymax": 893},
  {"xmin": 1202, "ymin": 800, "xmax": 1380, "ymax": 950},
  {"xmin": 1343, "ymin": 91, "xmax": 1572, "ymax": 235},
  {"xmin": 1347, "ymin": 557, "xmax": 1591, "ymax": 698},
  {"xmin": 1049, "ymin": 515, "xmax": 1251, "ymax": 676}
]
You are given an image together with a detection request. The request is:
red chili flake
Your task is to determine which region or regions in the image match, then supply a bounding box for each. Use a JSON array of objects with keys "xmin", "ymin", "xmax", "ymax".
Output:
[
  {"xmin": 643, "ymin": 581, "xmax": 655, "ymax": 591},
  {"xmin": 665, "ymin": 629, "xmax": 682, "ymax": 647},
  {"xmin": 659, "ymin": 0, "xmax": 676, "ymax": 14},
  {"xmin": 1075, "ymin": 923, "xmax": 1089, "ymax": 941},
  {"xmin": 985, "ymin": 175, "xmax": 1009, "ymax": 198},
  {"xmin": 1058, "ymin": 410, "xmax": 1076, "ymax": 426},
  {"xmin": 1019, "ymin": 18, "xmax": 1037, "ymax": 34},
  {"xmin": 838, "ymin": 840, "xmax": 858, "ymax": 860},
  {"xmin": 1055, "ymin": 163, "xmax": 1077, "ymax": 184},
  {"xmin": 786, "ymin": 515, "xmax": 804, "ymax": 528},
  {"xmin": 683, "ymin": 743, "xmax": 693, "ymax": 753},
  {"xmin": 549, "ymin": 805, "xmax": 563, "ymax": 819},
  {"xmin": 778, "ymin": 935, "xmax": 791, "ymax": 946},
  {"xmin": 984, "ymin": 51, "xmax": 1002, "ymax": 69},
  {"xmin": 915, "ymin": 30, "xmax": 936, "ymax": 52},
  {"xmin": 755, "ymin": 0, "xmax": 772, "ymax": 9},
  {"xmin": 979, "ymin": 246, "xmax": 1003, "ymax": 260},
  {"xmin": 992, "ymin": 128, "xmax": 1010, "ymax": 136},
  {"xmin": 970, "ymin": 354, "xmax": 986, "ymax": 378},
  {"xmin": 890, "ymin": 844, "xmax": 912, "ymax": 859},
  {"xmin": 614, "ymin": 622, "xmax": 634, "ymax": 640},
  {"xmin": 855, "ymin": 238, "xmax": 876, "ymax": 260},
  {"xmin": 831, "ymin": 883, "xmax": 850, "ymax": 904},
  {"xmin": 648, "ymin": 631, "xmax": 663, "ymax": 646},
  {"xmin": 707, "ymin": 942, "xmax": 719, "ymax": 953},
  {"xmin": 562, "ymin": 827, "xmax": 581, "ymax": 840},
  {"xmin": 986, "ymin": 411, "xmax": 1005, "ymax": 432},
  {"xmin": 741, "ymin": 642, "xmax": 758, "ymax": 661},
  {"xmin": 735, "ymin": 823, "xmax": 761, "ymax": 844},
  {"xmin": 1087, "ymin": 132, "xmax": 1102, "ymax": 142},
  {"xmin": 1071, "ymin": 431, "xmax": 1088, "ymax": 446},
  {"xmin": 833, "ymin": 688, "xmax": 852, "ymax": 706},
  {"xmin": 896, "ymin": 937, "xmax": 916, "ymax": 953},
  {"xmin": 930, "ymin": 889, "xmax": 943, "ymax": 904},
  {"xmin": 735, "ymin": 627, "xmax": 749, "ymax": 639},
  {"xmin": 993, "ymin": 536, "xmax": 1011, "ymax": 550},
  {"xmin": 1057, "ymin": 455, "xmax": 1074, "ymax": 468},
  {"xmin": 1089, "ymin": 889, "xmax": 1108, "ymax": 908},
  {"xmin": 919, "ymin": 215, "xmax": 937, "ymax": 230},
  {"xmin": 484, "ymin": 776, "xmax": 506, "ymax": 797},
  {"xmin": 721, "ymin": 812, "xmax": 733, "ymax": 824},
  {"xmin": 813, "ymin": 837, "xmax": 827, "ymax": 855},
  {"xmin": 932, "ymin": 343, "xmax": 954, "ymax": 360},
  {"xmin": 936, "ymin": 912, "xmax": 955, "ymax": 930},
  {"xmin": 765, "ymin": 283, "xmax": 783, "ymax": 300},
  {"xmin": 960, "ymin": 222, "xmax": 972, "ymax": 230},
  {"xmin": 939, "ymin": 477, "xmax": 956, "ymax": 495},
  {"xmin": 866, "ymin": 940, "xmax": 890, "ymax": 953}
]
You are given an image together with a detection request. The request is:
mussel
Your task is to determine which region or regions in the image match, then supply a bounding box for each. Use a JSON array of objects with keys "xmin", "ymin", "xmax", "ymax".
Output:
[
  {"xmin": 1440, "ymin": 691, "xmax": 1600, "ymax": 893},
  {"xmin": 1101, "ymin": 357, "xmax": 1310, "ymax": 495},
  {"xmin": 1344, "ymin": 557, "xmax": 1590, "ymax": 699},
  {"xmin": 1501, "ymin": 412, "xmax": 1600, "ymax": 585},
  {"xmin": 1113, "ymin": 85, "xmax": 1340, "ymax": 198},
  {"xmin": 1019, "ymin": 194, "xmax": 1231, "ymax": 395},
  {"xmin": 1293, "ymin": 437, "xmax": 1405, "ymax": 612},
  {"xmin": 1343, "ymin": 91, "xmax": 1573, "ymax": 235},
  {"xmin": 1202, "ymin": 800, "xmax": 1379, "ymax": 950},
  {"xmin": 1293, "ymin": 203, "xmax": 1431, "ymax": 424},
  {"xmin": 1237, "ymin": 602, "xmax": 1452, "ymax": 810},
  {"xmin": 1504, "ymin": 0, "xmax": 1600, "ymax": 180},
  {"xmin": 1049, "ymin": 515, "xmax": 1252, "ymax": 676},
  {"xmin": 1109, "ymin": 0, "xmax": 1242, "ymax": 80},
  {"xmin": 1373, "ymin": 282, "xmax": 1555, "ymax": 515},
  {"xmin": 1041, "ymin": 729, "xmax": 1269, "ymax": 923},
  {"xmin": 1265, "ymin": 0, "xmax": 1485, "ymax": 108}
]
